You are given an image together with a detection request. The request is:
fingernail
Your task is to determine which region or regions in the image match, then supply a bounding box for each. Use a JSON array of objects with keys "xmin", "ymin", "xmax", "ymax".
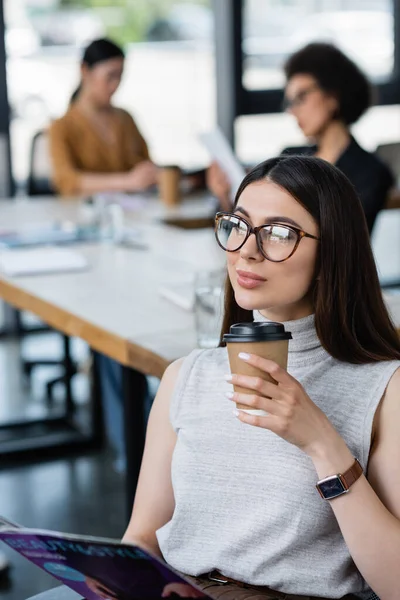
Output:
[
  {"xmin": 225, "ymin": 392, "xmax": 234, "ymax": 399},
  {"xmin": 238, "ymin": 352, "xmax": 251, "ymax": 361},
  {"xmin": 233, "ymin": 409, "xmax": 240, "ymax": 417},
  {"xmin": 224, "ymin": 374, "xmax": 232, "ymax": 382}
]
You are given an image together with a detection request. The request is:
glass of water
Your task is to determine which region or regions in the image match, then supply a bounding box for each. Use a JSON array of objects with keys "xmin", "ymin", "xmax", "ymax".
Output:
[{"xmin": 194, "ymin": 269, "xmax": 226, "ymax": 349}]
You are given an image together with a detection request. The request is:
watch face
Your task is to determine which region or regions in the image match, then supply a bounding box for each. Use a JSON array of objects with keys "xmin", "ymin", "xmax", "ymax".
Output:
[{"xmin": 317, "ymin": 476, "xmax": 347, "ymax": 500}]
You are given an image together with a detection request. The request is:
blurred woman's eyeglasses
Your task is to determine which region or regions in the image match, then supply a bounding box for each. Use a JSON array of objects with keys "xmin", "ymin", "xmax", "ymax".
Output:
[{"xmin": 282, "ymin": 84, "xmax": 320, "ymax": 111}]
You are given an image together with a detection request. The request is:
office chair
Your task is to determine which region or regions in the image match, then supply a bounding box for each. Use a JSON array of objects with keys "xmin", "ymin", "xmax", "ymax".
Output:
[
  {"xmin": 376, "ymin": 141, "xmax": 400, "ymax": 289},
  {"xmin": 26, "ymin": 130, "xmax": 55, "ymax": 196},
  {"xmin": 376, "ymin": 142, "xmax": 400, "ymax": 187}
]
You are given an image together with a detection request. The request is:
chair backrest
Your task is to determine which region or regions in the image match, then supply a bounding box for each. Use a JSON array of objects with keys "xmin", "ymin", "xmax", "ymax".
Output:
[
  {"xmin": 376, "ymin": 142, "xmax": 400, "ymax": 183},
  {"xmin": 0, "ymin": 133, "xmax": 13, "ymax": 197},
  {"xmin": 27, "ymin": 130, "xmax": 55, "ymax": 196}
]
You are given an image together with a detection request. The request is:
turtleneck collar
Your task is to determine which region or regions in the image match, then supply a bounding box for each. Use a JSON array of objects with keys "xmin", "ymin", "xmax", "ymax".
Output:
[{"xmin": 253, "ymin": 311, "xmax": 329, "ymax": 366}]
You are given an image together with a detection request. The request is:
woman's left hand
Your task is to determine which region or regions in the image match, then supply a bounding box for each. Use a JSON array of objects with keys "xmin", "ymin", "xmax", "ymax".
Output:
[
  {"xmin": 228, "ymin": 353, "xmax": 343, "ymax": 458},
  {"xmin": 85, "ymin": 576, "xmax": 119, "ymax": 599}
]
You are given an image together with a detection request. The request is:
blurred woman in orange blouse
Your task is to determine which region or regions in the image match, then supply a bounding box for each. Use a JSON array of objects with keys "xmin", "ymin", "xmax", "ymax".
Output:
[{"xmin": 49, "ymin": 38, "xmax": 158, "ymax": 196}]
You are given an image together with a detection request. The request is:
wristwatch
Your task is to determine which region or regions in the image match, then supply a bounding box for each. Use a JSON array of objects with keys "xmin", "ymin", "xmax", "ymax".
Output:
[{"xmin": 316, "ymin": 458, "xmax": 363, "ymax": 500}]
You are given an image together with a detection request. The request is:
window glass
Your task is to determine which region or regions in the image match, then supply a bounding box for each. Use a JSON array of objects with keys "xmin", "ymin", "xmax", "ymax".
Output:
[
  {"xmin": 5, "ymin": 0, "xmax": 215, "ymax": 188},
  {"xmin": 243, "ymin": 0, "xmax": 394, "ymax": 91}
]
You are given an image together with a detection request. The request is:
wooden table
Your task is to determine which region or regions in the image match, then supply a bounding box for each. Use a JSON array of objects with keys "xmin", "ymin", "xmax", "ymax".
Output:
[
  {"xmin": 0, "ymin": 196, "xmax": 220, "ymax": 375},
  {"xmin": 0, "ymin": 195, "xmax": 223, "ymax": 513}
]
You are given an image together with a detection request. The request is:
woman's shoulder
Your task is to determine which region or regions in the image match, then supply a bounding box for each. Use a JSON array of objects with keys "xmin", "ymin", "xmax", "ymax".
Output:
[
  {"xmin": 48, "ymin": 106, "xmax": 82, "ymax": 136},
  {"xmin": 372, "ymin": 365, "xmax": 400, "ymax": 438},
  {"xmin": 330, "ymin": 358, "xmax": 400, "ymax": 397},
  {"xmin": 114, "ymin": 107, "xmax": 136, "ymax": 125},
  {"xmin": 379, "ymin": 365, "xmax": 400, "ymax": 418},
  {"xmin": 167, "ymin": 348, "xmax": 228, "ymax": 426},
  {"xmin": 182, "ymin": 346, "xmax": 227, "ymax": 370},
  {"xmin": 385, "ymin": 365, "xmax": 400, "ymax": 393},
  {"xmin": 114, "ymin": 107, "xmax": 145, "ymax": 138},
  {"xmin": 168, "ymin": 347, "xmax": 227, "ymax": 384},
  {"xmin": 48, "ymin": 112, "xmax": 69, "ymax": 132},
  {"xmin": 343, "ymin": 137, "xmax": 394, "ymax": 182},
  {"xmin": 335, "ymin": 357, "xmax": 400, "ymax": 374}
]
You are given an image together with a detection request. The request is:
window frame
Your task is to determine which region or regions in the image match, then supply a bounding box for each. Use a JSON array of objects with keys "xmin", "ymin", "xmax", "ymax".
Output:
[{"xmin": 0, "ymin": 0, "xmax": 14, "ymax": 197}]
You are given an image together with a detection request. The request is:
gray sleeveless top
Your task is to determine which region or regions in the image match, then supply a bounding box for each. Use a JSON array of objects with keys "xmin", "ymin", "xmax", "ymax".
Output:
[{"xmin": 156, "ymin": 313, "xmax": 399, "ymax": 599}]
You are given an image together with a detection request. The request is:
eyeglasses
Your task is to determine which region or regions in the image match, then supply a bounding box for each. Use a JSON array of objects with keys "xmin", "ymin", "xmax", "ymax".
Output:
[
  {"xmin": 215, "ymin": 212, "xmax": 319, "ymax": 263},
  {"xmin": 282, "ymin": 84, "xmax": 320, "ymax": 111}
]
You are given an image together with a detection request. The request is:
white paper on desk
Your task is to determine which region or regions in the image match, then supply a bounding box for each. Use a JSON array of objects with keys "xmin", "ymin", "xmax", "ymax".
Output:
[
  {"xmin": 94, "ymin": 192, "xmax": 147, "ymax": 212},
  {"xmin": 0, "ymin": 247, "xmax": 89, "ymax": 277},
  {"xmin": 199, "ymin": 128, "xmax": 246, "ymax": 201},
  {"xmin": 159, "ymin": 281, "xmax": 195, "ymax": 311}
]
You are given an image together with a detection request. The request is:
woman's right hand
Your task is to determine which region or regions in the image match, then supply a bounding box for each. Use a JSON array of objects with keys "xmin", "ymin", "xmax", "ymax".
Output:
[
  {"xmin": 125, "ymin": 161, "xmax": 159, "ymax": 191},
  {"xmin": 206, "ymin": 161, "xmax": 232, "ymax": 210}
]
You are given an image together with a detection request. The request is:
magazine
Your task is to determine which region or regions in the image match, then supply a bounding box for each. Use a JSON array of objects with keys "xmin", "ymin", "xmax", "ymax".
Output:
[{"xmin": 0, "ymin": 517, "xmax": 211, "ymax": 600}]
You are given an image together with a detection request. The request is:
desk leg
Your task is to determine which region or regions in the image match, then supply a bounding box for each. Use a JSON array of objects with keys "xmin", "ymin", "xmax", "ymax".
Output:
[
  {"xmin": 0, "ymin": 304, "xmax": 21, "ymax": 337},
  {"xmin": 63, "ymin": 335, "xmax": 74, "ymax": 418},
  {"xmin": 122, "ymin": 366, "xmax": 148, "ymax": 522},
  {"xmin": 90, "ymin": 352, "xmax": 105, "ymax": 446}
]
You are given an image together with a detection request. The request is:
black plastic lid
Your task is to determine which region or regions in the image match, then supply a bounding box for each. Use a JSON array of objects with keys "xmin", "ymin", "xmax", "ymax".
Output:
[{"xmin": 223, "ymin": 321, "xmax": 292, "ymax": 343}]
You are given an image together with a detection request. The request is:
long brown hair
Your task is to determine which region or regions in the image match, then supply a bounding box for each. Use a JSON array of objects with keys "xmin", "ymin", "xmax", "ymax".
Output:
[{"xmin": 220, "ymin": 155, "xmax": 400, "ymax": 364}]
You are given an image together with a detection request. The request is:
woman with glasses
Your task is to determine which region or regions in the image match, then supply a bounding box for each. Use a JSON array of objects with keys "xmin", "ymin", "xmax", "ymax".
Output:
[
  {"xmin": 123, "ymin": 155, "xmax": 400, "ymax": 600},
  {"xmin": 208, "ymin": 43, "xmax": 393, "ymax": 233}
]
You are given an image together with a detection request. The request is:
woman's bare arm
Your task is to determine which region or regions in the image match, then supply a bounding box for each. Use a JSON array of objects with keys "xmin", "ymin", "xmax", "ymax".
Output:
[
  {"xmin": 78, "ymin": 161, "xmax": 158, "ymax": 195},
  {"xmin": 122, "ymin": 359, "xmax": 183, "ymax": 556},
  {"xmin": 311, "ymin": 367, "xmax": 400, "ymax": 599}
]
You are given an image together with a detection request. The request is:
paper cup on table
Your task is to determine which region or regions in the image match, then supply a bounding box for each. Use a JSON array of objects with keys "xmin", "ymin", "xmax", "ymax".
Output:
[
  {"xmin": 159, "ymin": 166, "xmax": 181, "ymax": 207},
  {"xmin": 223, "ymin": 322, "xmax": 292, "ymax": 416}
]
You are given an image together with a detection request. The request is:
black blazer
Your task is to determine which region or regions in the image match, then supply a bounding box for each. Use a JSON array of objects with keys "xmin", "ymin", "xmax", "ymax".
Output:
[{"xmin": 282, "ymin": 137, "xmax": 394, "ymax": 233}]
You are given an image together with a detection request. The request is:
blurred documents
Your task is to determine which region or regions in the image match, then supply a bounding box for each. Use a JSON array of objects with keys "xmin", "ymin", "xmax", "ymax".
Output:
[
  {"xmin": 0, "ymin": 247, "xmax": 89, "ymax": 277},
  {"xmin": 159, "ymin": 279, "xmax": 195, "ymax": 311},
  {"xmin": 199, "ymin": 128, "xmax": 246, "ymax": 200}
]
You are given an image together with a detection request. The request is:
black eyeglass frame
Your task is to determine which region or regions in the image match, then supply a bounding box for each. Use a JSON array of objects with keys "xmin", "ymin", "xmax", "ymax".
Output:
[
  {"xmin": 215, "ymin": 211, "xmax": 320, "ymax": 263},
  {"xmin": 282, "ymin": 83, "xmax": 320, "ymax": 112}
]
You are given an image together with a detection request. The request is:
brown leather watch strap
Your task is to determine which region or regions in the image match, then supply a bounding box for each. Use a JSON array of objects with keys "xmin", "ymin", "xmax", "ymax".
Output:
[{"xmin": 339, "ymin": 458, "xmax": 363, "ymax": 490}]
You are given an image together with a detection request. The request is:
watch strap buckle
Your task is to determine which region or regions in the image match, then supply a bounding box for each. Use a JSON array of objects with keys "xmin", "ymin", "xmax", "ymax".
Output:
[{"xmin": 208, "ymin": 570, "xmax": 229, "ymax": 584}]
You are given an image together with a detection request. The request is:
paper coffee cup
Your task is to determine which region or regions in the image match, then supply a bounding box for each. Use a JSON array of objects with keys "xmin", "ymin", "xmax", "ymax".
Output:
[
  {"xmin": 223, "ymin": 322, "xmax": 292, "ymax": 416},
  {"xmin": 159, "ymin": 166, "xmax": 181, "ymax": 207}
]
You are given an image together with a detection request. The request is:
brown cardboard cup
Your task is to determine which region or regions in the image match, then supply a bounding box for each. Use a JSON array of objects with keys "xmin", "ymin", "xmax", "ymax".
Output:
[
  {"xmin": 224, "ymin": 322, "xmax": 291, "ymax": 416},
  {"xmin": 159, "ymin": 166, "xmax": 181, "ymax": 206}
]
